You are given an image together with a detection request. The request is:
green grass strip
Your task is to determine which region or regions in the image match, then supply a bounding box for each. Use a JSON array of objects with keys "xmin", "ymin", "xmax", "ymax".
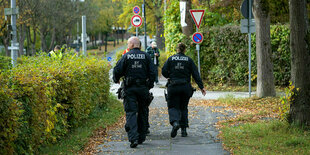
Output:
[
  {"xmin": 222, "ymin": 120, "xmax": 310, "ymax": 155},
  {"xmin": 39, "ymin": 95, "xmax": 124, "ymax": 154}
]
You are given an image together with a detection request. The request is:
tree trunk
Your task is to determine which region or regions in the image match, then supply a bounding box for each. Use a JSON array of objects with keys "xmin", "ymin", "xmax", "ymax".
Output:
[
  {"xmin": 18, "ymin": 24, "xmax": 26, "ymax": 56},
  {"xmin": 117, "ymin": 27, "xmax": 119, "ymax": 45},
  {"xmin": 4, "ymin": 39, "xmax": 10, "ymax": 57},
  {"xmin": 253, "ymin": 0, "xmax": 276, "ymax": 98},
  {"xmin": 92, "ymin": 35, "xmax": 95, "ymax": 47},
  {"xmin": 122, "ymin": 28, "xmax": 124, "ymax": 42},
  {"xmin": 39, "ymin": 26, "xmax": 47, "ymax": 52},
  {"xmin": 181, "ymin": 0, "xmax": 193, "ymax": 37},
  {"xmin": 288, "ymin": 0, "xmax": 310, "ymax": 126},
  {"xmin": 48, "ymin": 27, "xmax": 56, "ymax": 51},
  {"xmin": 113, "ymin": 27, "xmax": 116, "ymax": 47},
  {"xmin": 156, "ymin": 17, "xmax": 165, "ymax": 50},
  {"xmin": 26, "ymin": 26, "xmax": 31, "ymax": 56},
  {"xmin": 31, "ymin": 28, "xmax": 36, "ymax": 56},
  {"xmin": 105, "ymin": 33, "xmax": 108, "ymax": 53},
  {"xmin": 3, "ymin": 33, "xmax": 10, "ymax": 56},
  {"xmin": 27, "ymin": 26, "xmax": 37, "ymax": 56}
]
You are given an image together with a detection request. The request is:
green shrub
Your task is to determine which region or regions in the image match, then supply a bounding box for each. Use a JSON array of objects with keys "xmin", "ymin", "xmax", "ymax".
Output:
[
  {"xmin": 0, "ymin": 73, "xmax": 22, "ymax": 155},
  {"xmin": 0, "ymin": 53, "xmax": 110, "ymax": 154},
  {"xmin": 0, "ymin": 56, "xmax": 12, "ymax": 71},
  {"xmin": 165, "ymin": 24, "xmax": 290, "ymax": 86}
]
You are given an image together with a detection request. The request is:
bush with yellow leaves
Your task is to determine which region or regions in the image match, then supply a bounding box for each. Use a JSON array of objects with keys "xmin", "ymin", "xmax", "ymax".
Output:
[{"xmin": 0, "ymin": 53, "xmax": 110, "ymax": 154}]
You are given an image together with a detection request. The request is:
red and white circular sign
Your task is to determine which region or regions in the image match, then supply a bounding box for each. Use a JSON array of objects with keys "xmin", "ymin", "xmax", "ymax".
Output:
[{"xmin": 131, "ymin": 15, "xmax": 142, "ymax": 27}]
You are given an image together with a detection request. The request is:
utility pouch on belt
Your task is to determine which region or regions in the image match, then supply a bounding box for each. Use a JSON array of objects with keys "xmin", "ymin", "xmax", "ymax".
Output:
[
  {"xmin": 146, "ymin": 92, "xmax": 154, "ymax": 106},
  {"xmin": 117, "ymin": 82, "xmax": 125, "ymax": 99},
  {"xmin": 125, "ymin": 77, "xmax": 133, "ymax": 87}
]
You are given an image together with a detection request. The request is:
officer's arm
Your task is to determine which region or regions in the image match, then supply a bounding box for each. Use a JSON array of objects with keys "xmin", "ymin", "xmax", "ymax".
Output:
[
  {"xmin": 113, "ymin": 56, "xmax": 126, "ymax": 83},
  {"xmin": 147, "ymin": 55, "xmax": 156, "ymax": 87},
  {"xmin": 190, "ymin": 59, "xmax": 204, "ymax": 89},
  {"xmin": 161, "ymin": 59, "xmax": 170, "ymax": 78}
]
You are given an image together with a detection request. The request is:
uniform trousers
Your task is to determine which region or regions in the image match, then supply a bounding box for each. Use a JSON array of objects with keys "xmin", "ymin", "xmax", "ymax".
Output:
[
  {"xmin": 167, "ymin": 83, "xmax": 192, "ymax": 128},
  {"xmin": 124, "ymin": 85, "xmax": 149, "ymax": 142}
]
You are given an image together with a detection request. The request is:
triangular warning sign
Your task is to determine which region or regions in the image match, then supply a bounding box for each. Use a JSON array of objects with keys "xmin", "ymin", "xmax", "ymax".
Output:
[{"xmin": 189, "ymin": 10, "xmax": 205, "ymax": 29}]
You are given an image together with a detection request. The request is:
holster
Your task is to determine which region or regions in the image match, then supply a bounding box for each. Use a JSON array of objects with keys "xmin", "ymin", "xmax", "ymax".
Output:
[
  {"xmin": 164, "ymin": 90, "xmax": 168, "ymax": 102},
  {"xmin": 146, "ymin": 92, "xmax": 154, "ymax": 106},
  {"xmin": 190, "ymin": 87, "xmax": 196, "ymax": 97}
]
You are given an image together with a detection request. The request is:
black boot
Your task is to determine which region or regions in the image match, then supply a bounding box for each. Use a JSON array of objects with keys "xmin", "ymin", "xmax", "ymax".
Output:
[
  {"xmin": 171, "ymin": 121, "xmax": 180, "ymax": 138},
  {"xmin": 130, "ymin": 140, "xmax": 139, "ymax": 148},
  {"xmin": 138, "ymin": 139, "xmax": 145, "ymax": 144},
  {"xmin": 181, "ymin": 128, "xmax": 187, "ymax": 137}
]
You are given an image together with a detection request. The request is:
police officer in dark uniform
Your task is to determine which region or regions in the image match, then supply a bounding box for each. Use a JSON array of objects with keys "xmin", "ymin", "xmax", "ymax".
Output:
[
  {"xmin": 162, "ymin": 43, "xmax": 206, "ymax": 138},
  {"xmin": 113, "ymin": 37, "xmax": 156, "ymax": 148}
]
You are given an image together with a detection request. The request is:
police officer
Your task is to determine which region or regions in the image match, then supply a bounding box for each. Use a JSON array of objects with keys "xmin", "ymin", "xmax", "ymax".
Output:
[
  {"xmin": 113, "ymin": 37, "xmax": 156, "ymax": 148},
  {"xmin": 162, "ymin": 43, "xmax": 206, "ymax": 138}
]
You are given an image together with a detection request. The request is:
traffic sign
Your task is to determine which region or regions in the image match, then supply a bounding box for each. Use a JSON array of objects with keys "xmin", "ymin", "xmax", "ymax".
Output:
[
  {"xmin": 241, "ymin": 0, "xmax": 253, "ymax": 19},
  {"xmin": 133, "ymin": 6, "xmax": 140, "ymax": 14},
  {"xmin": 240, "ymin": 19, "xmax": 255, "ymax": 33},
  {"xmin": 189, "ymin": 10, "xmax": 205, "ymax": 29},
  {"xmin": 131, "ymin": 15, "xmax": 142, "ymax": 27},
  {"xmin": 192, "ymin": 32, "xmax": 203, "ymax": 44}
]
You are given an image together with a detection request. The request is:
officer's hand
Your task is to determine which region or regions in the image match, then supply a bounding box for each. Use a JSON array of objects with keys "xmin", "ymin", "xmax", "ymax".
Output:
[{"xmin": 201, "ymin": 88, "xmax": 206, "ymax": 96}]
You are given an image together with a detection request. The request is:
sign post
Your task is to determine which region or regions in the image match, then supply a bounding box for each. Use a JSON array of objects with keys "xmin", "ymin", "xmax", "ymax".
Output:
[
  {"xmin": 190, "ymin": 9, "xmax": 205, "ymax": 75},
  {"xmin": 240, "ymin": 0, "xmax": 254, "ymax": 97}
]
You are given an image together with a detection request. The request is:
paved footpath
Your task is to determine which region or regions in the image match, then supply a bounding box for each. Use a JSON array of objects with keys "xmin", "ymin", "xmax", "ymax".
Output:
[{"xmin": 96, "ymin": 75, "xmax": 257, "ymax": 155}]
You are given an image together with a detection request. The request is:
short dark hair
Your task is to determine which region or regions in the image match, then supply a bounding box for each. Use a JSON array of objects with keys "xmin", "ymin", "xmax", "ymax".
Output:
[{"xmin": 177, "ymin": 43, "xmax": 186, "ymax": 53}]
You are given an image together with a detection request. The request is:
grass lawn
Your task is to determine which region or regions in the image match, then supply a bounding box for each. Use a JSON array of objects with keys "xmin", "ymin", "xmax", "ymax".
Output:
[
  {"xmin": 88, "ymin": 41, "xmax": 127, "ymax": 56},
  {"xmin": 222, "ymin": 120, "xmax": 310, "ymax": 154},
  {"xmin": 191, "ymin": 96, "xmax": 310, "ymax": 154},
  {"xmin": 39, "ymin": 95, "xmax": 124, "ymax": 154},
  {"xmin": 203, "ymin": 84, "xmax": 285, "ymax": 92}
]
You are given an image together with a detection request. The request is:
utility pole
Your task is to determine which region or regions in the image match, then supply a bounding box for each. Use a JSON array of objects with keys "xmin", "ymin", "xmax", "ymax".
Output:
[
  {"xmin": 4, "ymin": 0, "xmax": 19, "ymax": 67},
  {"xmin": 143, "ymin": 0, "xmax": 147, "ymax": 51},
  {"xmin": 81, "ymin": 15, "xmax": 87, "ymax": 56}
]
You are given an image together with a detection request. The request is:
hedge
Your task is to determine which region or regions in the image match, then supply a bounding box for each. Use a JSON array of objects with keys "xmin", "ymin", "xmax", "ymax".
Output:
[
  {"xmin": 197, "ymin": 24, "xmax": 290, "ymax": 86},
  {"xmin": 166, "ymin": 25, "xmax": 290, "ymax": 86},
  {"xmin": 0, "ymin": 56, "xmax": 12, "ymax": 71},
  {"xmin": 0, "ymin": 53, "xmax": 110, "ymax": 154}
]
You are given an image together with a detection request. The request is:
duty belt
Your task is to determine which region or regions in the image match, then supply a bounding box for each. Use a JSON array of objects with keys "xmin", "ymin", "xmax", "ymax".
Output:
[
  {"xmin": 167, "ymin": 79, "xmax": 189, "ymax": 86},
  {"xmin": 125, "ymin": 77, "xmax": 147, "ymax": 86}
]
